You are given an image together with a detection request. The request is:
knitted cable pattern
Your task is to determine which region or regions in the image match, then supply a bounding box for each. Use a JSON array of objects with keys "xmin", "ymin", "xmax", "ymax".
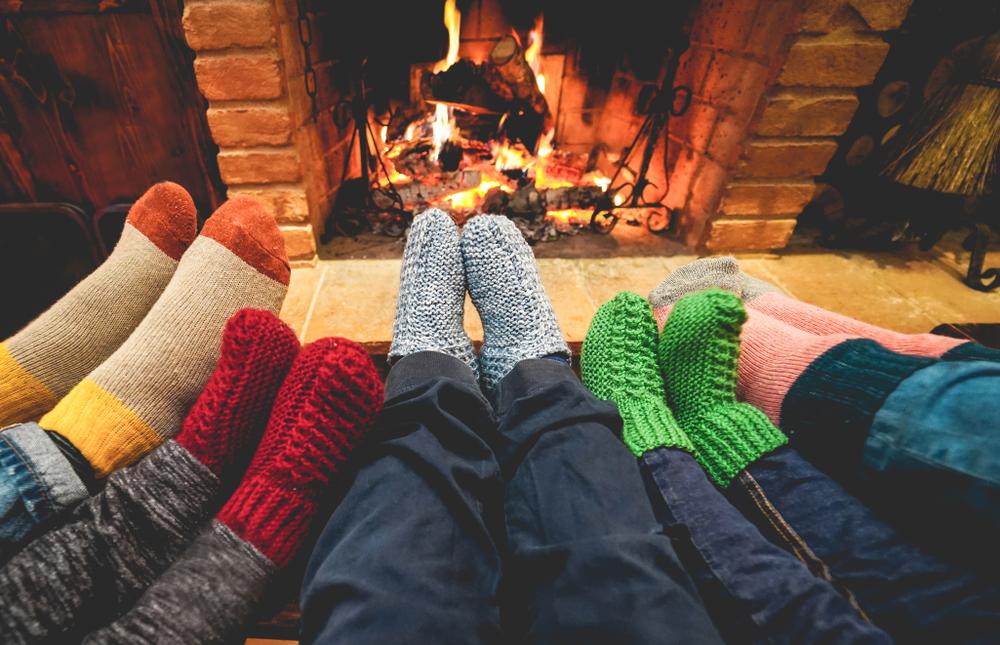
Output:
[
  {"xmin": 463, "ymin": 214, "xmax": 570, "ymax": 391},
  {"xmin": 175, "ymin": 309, "xmax": 299, "ymax": 485},
  {"xmin": 581, "ymin": 291, "xmax": 695, "ymax": 456},
  {"xmin": 389, "ymin": 208, "xmax": 478, "ymax": 376},
  {"xmin": 659, "ymin": 288, "xmax": 787, "ymax": 488},
  {"xmin": 216, "ymin": 336, "xmax": 383, "ymax": 569}
]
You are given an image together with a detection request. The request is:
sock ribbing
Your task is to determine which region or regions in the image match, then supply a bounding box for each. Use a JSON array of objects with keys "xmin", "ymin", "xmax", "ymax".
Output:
[
  {"xmin": 41, "ymin": 196, "xmax": 290, "ymax": 478},
  {"xmin": 581, "ymin": 291, "xmax": 694, "ymax": 456},
  {"xmin": 217, "ymin": 337, "xmax": 383, "ymax": 569},
  {"xmin": 746, "ymin": 291, "xmax": 967, "ymax": 358},
  {"xmin": 0, "ymin": 183, "xmax": 197, "ymax": 427},
  {"xmin": 659, "ymin": 289, "xmax": 787, "ymax": 487},
  {"xmin": 736, "ymin": 309, "xmax": 856, "ymax": 425}
]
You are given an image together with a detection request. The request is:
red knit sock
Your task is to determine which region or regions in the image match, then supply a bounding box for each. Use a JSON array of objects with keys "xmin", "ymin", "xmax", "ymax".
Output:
[
  {"xmin": 215, "ymin": 337, "xmax": 383, "ymax": 569},
  {"xmin": 736, "ymin": 309, "xmax": 858, "ymax": 425},
  {"xmin": 174, "ymin": 309, "xmax": 299, "ymax": 485},
  {"xmin": 746, "ymin": 292, "xmax": 965, "ymax": 358}
]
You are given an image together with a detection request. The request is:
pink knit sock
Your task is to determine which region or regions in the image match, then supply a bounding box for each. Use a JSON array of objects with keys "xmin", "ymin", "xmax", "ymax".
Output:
[
  {"xmin": 747, "ymin": 292, "xmax": 965, "ymax": 358},
  {"xmin": 736, "ymin": 309, "xmax": 858, "ymax": 425}
]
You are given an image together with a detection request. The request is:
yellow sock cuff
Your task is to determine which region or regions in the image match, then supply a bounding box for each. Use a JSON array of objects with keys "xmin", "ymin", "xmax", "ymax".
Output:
[
  {"xmin": 0, "ymin": 343, "xmax": 59, "ymax": 427},
  {"xmin": 40, "ymin": 378, "xmax": 162, "ymax": 477}
]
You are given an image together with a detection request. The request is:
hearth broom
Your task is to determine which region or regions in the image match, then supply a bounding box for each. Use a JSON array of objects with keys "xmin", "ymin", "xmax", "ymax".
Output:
[{"xmin": 876, "ymin": 30, "xmax": 1000, "ymax": 290}]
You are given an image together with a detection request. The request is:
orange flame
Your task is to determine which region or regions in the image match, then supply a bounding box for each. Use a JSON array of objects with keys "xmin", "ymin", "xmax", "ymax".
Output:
[
  {"xmin": 433, "ymin": 0, "xmax": 461, "ymax": 73},
  {"xmin": 525, "ymin": 15, "xmax": 543, "ymax": 79},
  {"xmin": 448, "ymin": 180, "xmax": 508, "ymax": 209},
  {"xmin": 431, "ymin": 0, "xmax": 461, "ymax": 162}
]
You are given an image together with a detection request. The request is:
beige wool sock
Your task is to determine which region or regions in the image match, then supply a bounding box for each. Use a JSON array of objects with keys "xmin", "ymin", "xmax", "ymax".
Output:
[
  {"xmin": 0, "ymin": 183, "xmax": 197, "ymax": 427},
  {"xmin": 40, "ymin": 195, "xmax": 291, "ymax": 477}
]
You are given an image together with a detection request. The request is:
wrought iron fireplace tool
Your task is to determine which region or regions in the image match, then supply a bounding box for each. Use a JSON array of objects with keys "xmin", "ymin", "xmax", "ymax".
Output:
[
  {"xmin": 324, "ymin": 61, "xmax": 412, "ymax": 241},
  {"xmin": 590, "ymin": 35, "xmax": 692, "ymax": 235}
]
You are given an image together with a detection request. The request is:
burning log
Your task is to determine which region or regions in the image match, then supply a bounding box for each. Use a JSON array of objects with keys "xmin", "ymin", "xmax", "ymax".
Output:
[
  {"xmin": 507, "ymin": 184, "xmax": 606, "ymax": 218},
  {"xmin": 421, "ymin": 59, "xmax": 513, "ymax": 114},
  {"xmin": 490, "ymin": 36, "xmax": 552, "ymax": 129},
  {"xmin": 374, "ymin": 170, "xmax": 483, "ymax": 209}
]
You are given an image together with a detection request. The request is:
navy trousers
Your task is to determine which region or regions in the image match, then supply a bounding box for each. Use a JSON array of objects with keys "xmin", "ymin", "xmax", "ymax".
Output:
[{"xmin": 300, "ymin": 352, "xmax": 724, "ymax": 644}]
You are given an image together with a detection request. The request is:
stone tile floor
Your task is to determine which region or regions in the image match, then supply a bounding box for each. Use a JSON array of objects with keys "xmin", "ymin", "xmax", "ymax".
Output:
[{"xmin": 280, "ymin": 229, "xmax": 1000, "ymax": 352}]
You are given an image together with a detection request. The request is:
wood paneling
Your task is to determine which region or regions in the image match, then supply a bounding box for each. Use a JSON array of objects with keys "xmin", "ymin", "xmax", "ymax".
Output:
[{"xmin": 0, "ymin": 0, "xmax": 224, "ymax": 213}]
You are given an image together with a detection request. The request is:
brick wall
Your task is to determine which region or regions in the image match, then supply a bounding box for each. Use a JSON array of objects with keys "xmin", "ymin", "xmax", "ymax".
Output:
[
  {"xmin": 181, "ymin": 0, "xmax": 321, "ymax": 265},
  {"xmin": 674, "ymin": 0, "xmax": 911, "ymax": 252}
]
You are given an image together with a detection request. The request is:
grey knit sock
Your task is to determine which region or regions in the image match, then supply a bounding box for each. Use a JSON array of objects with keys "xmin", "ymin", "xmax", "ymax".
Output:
[
  {"xmin": 389, "ymin": 208, "xmax": 477, "ymax": 376},
  {"xmin": 741, "ymin": 273, "xmax": 785, "ymax": 301},
  {"xmin": 462, "ymin": 215, "xmax": 570, "ymax": 392},
  {"xmin": 648, "ymin": 257, "xmax": 743, "ymax": 310}
]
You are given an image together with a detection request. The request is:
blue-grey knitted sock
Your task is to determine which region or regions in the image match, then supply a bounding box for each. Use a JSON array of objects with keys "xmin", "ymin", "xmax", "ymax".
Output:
[
  {"xmin": 389, "ymin": 209, "xmax": 477, "ymax": 376},
  {"xmin": 462, "ymin": 215, "xmax": 570, "ymax": 391}
]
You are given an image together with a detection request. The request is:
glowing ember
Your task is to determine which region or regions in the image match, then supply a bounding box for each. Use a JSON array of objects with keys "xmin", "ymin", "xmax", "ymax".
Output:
[
  {"xmin": 594, "ymin": 176, "xmax": 611, "ymax": 192},
  {"xmin": 447, "ymin": 180, "xmax": 509, "ymax": 209},
  {"xmin": 545, "ymin": 209, "xmax": 589, "ymax": 224},
  {"xmin": 492, "ymin": 138, "xmax": 534, "ymax": 172}
]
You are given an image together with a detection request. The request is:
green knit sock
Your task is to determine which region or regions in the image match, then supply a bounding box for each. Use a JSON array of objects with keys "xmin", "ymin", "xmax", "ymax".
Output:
[
  {"xmin": 659, "ymin": 288, "xmax": 787, "ymax": 487},
  {"xmin": 582, "ymin": 291, "xmax": 694, "ymax": 457}
]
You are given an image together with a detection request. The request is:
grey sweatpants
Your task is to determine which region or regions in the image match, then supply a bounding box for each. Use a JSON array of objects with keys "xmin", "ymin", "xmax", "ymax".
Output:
[{"xmin": 0, "ymin": 440, "xmax": 220, "ymax": 644}]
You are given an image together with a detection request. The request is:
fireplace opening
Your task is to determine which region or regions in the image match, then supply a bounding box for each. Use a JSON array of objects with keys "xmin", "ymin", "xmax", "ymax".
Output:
[{"xmin": 304, "ymin": 0, "xmax": 697, "ymax": 253}]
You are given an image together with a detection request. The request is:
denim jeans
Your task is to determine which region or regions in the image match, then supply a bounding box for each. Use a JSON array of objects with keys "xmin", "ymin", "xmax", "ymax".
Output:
[
  {"xmin": 863, "ymin": 360, "xmax": 1000, "ymax": 567},
  {"xmin": 0, "ymin": 422, "xmax": 87, "ymax": 563},
  {"xmin": 300, "ymin": 351, "xmax": 724, "ymax": 645},
  {"xmin": 640, "ymin": 447, "xmax": 892, "ymax": 645},
  {"xmin": 726, "ymin": 447, "xmax": 1000, "ymax": 644},
  {"xmin": 779, "ymin": 340, "xmax": 1000, "ymax": 568}
]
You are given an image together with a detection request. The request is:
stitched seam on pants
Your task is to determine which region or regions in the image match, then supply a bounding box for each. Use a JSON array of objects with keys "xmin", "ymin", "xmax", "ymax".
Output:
[{"xmin": 739, "ymin": 471, "xmax": 871, "ymax": 623}]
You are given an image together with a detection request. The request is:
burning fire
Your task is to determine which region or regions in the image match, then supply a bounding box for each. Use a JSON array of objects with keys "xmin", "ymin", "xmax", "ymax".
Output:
[{"xmin": 376, "ymin": 4, "xmax": 616, "ymax": 231}]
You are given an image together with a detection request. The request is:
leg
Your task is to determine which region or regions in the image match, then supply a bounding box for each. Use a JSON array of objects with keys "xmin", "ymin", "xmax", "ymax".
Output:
[
  {"xmin": 584, "ymin": 290, "xmax": 891, "ymax": 644},
  {"xmin": 495, "ymin": 359, "xmax": 727, "ymax": 644},
  {"xmin": 0, "ymin": 183, "xmax": 197, "ymax": 426},
  {"xmin": 0, "ymin": 311, "xmax": 298, "ymax": 643},
  {"xmin": 40, "ymin": 195, "xmax": 290, "ymax": 478},
  {"xmin": 86, "ymin": 337, "xmax": 382, "ymax": 645},
  {"xmin": 0, "ymin": 423, "xmax": 88, "ymax": 563},
  {"xmin": 461, "ymin": 216, "xmax": 720, "ymax": 643},
  {"xmin": 299, "ymin": 209, "xmax": 502, "ymax": 645},
  {"xmin": 727, "ymin": 447, "xmax": 1000, "ymax": 642},
  {"xmin": 299, "ymin": 352, "xmax": 506, "ymax": 645}
]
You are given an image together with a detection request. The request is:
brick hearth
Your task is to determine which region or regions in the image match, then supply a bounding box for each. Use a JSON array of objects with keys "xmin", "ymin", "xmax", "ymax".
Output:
[{"xmin": 278, "ymin": 235, "xmax": 1000, "ymax": 361}]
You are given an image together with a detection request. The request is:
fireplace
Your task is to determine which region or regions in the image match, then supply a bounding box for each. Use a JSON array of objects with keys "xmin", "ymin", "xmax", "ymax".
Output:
[{"xmin": 179, "ymin": 0, "xmax": 911, "ymax": 263}]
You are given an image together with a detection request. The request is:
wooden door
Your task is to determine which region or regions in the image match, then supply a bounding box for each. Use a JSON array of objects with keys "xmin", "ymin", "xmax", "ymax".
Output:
[{"xmin": 0, "ymin": 0, "xmax": 224, "ymax": 214}]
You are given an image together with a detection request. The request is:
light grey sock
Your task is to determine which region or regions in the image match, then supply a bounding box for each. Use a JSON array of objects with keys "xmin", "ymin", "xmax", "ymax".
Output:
[
  {"xmin": 648, "ymin": 257, "xmax": 743, "ymax": 310},
  {"xmin": 741, "ymin": 273, "xmax": 785, "ymax": 302},
  {"xmin": 389, "ymin": 208, "xmax": 478, "ymax": 376},
  {"xmin": 462, "ymin": 215, "xmax": 570, "ymax": 392}
]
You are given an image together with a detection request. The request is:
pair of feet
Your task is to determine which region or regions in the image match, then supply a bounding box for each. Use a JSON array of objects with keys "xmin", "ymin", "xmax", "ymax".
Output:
[
  {"xmin": 583, "ymin": 288, "xmax": 786, "ymax": 488},
  {"xmin": 0, "ymin": 183, "xmax": 290, "ymax": 478},
  {"xmin": 178, "ymin": 310, "xmax": 383, "ymax": 570},
  {"xmin": 390, "ymin": 209, "xmax": 570, "ymax": 392}
]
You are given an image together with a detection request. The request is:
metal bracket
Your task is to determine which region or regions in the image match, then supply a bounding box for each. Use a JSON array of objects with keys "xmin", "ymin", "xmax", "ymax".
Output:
[{"xmin": 964, "ymin": 222, "xmax": 1000, "ymax": 291}]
